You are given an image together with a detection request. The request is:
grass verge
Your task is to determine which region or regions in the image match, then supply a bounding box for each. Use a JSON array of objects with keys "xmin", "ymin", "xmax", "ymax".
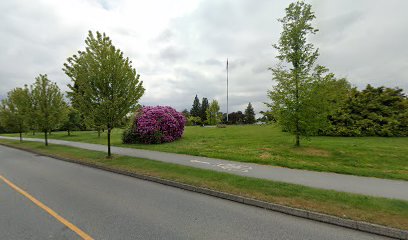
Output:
[
  {"xmin": 1, "ymin": 139, "xmax": 407, "ymax": 230},
  {"xmin": 4, "ymin": 125, "xmax": 408, "ymax": 180}
]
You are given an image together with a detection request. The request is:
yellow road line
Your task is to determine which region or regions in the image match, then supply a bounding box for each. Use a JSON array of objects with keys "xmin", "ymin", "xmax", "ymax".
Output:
[{"xmin": 0, "ymin": 175, "xmax": 93, "ymax": 240}]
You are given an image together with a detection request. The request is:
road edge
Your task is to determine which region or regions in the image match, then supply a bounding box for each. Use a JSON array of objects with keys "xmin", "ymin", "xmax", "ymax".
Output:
[{"xmin": 1, "ymin": 143, "xmax": 407, "ymax": 239}]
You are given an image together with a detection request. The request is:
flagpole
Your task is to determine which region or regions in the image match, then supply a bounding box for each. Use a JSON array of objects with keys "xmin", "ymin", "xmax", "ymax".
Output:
[{"xmin": 226, "ymin": 58, "xmax": 229, "ymax": 123}]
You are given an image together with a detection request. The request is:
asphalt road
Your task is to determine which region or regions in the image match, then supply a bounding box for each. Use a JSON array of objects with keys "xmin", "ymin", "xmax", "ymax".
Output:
[
  {"xmin": 1, "ymin": 136, "xmax": 407, "ymax": 201},
  {"xmin": 0, "ymin": 145, "xmax": 392, "ymax": 240}
]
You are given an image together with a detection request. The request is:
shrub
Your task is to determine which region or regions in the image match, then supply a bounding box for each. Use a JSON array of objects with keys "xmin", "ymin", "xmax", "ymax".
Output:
[
  {"xmin": 122, "ymin": 122, "xmax": 139, "ymax": 144},
  {"xmin": 186, "ymin": 116, "xmax": 202, "ymax": 126},
  {"xmin": 323, "ymin": 85, "xmax": 408, "ymax": 137},
  {"xmin": 122, "ymin": 106, "xmax": 186, "ymax": 144}
]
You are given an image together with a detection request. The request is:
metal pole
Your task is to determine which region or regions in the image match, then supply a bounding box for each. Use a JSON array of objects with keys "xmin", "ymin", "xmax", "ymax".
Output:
[{"xmin": 227, "ymin": 58, "xmax": 229, "ymax": 123}]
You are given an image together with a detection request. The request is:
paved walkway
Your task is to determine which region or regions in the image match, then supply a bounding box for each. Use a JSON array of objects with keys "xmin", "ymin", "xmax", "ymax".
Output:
[{"xmin": 1, "ymin": 136, "xmax": 407, "ymax": 201}]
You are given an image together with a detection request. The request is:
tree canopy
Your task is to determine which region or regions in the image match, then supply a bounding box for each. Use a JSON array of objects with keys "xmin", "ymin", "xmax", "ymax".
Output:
[
  {"xmin": 244, "ymin": 102, "xmax": 256, "ymax": 124},
  {"xmin": 225, "ymin": 111, "xmax": 245, "ymax": 125},
  {"xmin": 190, "ymin": 95, "xmax": 201, "ymax": 117},
  {"xmin": 62, "ymin": 106, "xmax": 82, "ymax": 136},
  {"xmin": 31, "ymin": 74, "xmax": 67, "ymax": 146},
  {"xmin": 200, "ymin": 97, "xmax": 209, "ymax": 123},
  {"xmin": 63, "ymin": 31, "xmax": 145, "ymax": 157},
  {"xmin": 268, "ymin": 1, "xmax": 343, "ymax": 146},
  {"xmin": 206, "ymin": 100, "xmax": 222, "ymax": 125},
  {"xmin": 0, "ymin": 86, "xmax": 31, "ymax": 141}
]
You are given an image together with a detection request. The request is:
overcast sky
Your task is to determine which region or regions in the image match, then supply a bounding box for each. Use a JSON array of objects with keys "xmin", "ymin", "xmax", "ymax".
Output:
[{"xmin": 1, "ymin": 0, "xmax": 407, "ymax": 114}]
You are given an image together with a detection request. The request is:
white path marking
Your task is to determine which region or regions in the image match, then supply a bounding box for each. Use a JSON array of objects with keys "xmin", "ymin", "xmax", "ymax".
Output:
[
  {"xmin": 190, "ymin": 160, "xmax": 211, "ymax": 165},
  {"xmin": 216, "ymin": 163, "xmax": 252, "ymax": 173},
  {"xmin": 190, "ymin": 160, "xmax": 252, "ymax": 173}
]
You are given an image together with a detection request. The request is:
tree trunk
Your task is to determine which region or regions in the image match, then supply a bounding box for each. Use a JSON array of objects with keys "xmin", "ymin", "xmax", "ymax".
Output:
[
  {"xmin": 295, "ymin": 133, "xmax": 300, "ymax": 147},
  {"xmin": 68, "ymin": 129, "xmax": 70, "ymax": 136},
  {"xmin": 98, "ymin": 129, "xmax": 101, "ymax": 138},
  {"xmin": 19, "ymin": 132, "xmax": 22, "ymax": 143},
  {"xmin": 107, "ymin": 127, "xmax": 111, "ymax": 158},
  {"xmin": 294, "ymin": 64, "xmax": 300, "ymax": 147},
  {"xmin": 44, "ymin": 130, "xmax": 48, "ymax": 146}
]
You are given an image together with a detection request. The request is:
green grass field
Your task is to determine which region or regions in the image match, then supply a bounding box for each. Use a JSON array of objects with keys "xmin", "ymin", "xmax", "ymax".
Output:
[
  {"xmin": 3, "ymin": 124, "xmax": 408, "ymax": 180},
  {"xmin": 1, "ymin": 140, "xmax": 407, "ymax": 230}
]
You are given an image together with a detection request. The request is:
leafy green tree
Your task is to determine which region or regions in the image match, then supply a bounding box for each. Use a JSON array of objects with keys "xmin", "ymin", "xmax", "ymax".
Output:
[
  {"xmin": 206, "ymin": 100, "xmax": 222, "ymax": 125},
  {"xmin": 0, "ymin": 86, "xmax": 31, "ymax": 142},
  {"xmin": 93, "ymin": 116, "xmax": 106, "ymax": 138},
  {"xmin": 190, "ymin": 95, "xmax": 201, "ymax": 117},
  {"xmin": 66, "ymin": 82, "xmax": 97, "ymax": 133},
  {"xmin": 200, "ymin": 97, "xmax": 209, "ymax": 123},
  {"xmin": 306, "ymin": 66, "xmax": 352, "ymax": 133},
  {"xmin": 28, "ymin": 107, "xmax": 38, "ymax": 135},
  {"xmin": 62, "ymin": 106, "xmax": 82, "ymax": 136},
  {"xmin": 244, "ymin": 102, "xmax": 256, "ymax": 124},
  {"xmin": 63, "ymin": 31, "xmax": 145, "ymax": 157},
  {"xmin": 187, "ymin": 116, "xmax": 202, "ymax": 126},
  {"xmin": 268, "ymin": 1, "xmax": 328, "ymax": 146},
  {"xmin": 31, "ymin": 74, "xmax": 67, "ymax": 146}
]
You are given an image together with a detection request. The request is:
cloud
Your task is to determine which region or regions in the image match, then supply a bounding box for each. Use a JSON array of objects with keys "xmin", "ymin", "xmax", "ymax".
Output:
[
  {"xmin": 0, "ymin": 0, "xmax": 407, "ymax": 117},
  {"xmin": 158, "ymin": 46, "xmax": 187, "ymax": 62},
  {"xmin": 311, "ymin": 0, "xmax": 408, "ymax": 91}
]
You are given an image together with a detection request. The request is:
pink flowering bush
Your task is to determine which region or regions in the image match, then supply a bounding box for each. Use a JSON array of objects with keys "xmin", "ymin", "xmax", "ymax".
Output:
[{"xmin": 122, "ymin": 106, "xmax": 186, "ymax": 144}]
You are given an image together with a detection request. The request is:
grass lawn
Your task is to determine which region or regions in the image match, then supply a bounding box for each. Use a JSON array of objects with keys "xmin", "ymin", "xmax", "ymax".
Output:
[
  {"xmin": 1, "ymin": 139, "xmax": 407, "ymax": 230},
  {"xmin": 3, "ymin": 124, "xmax": 408, "ymax": 180}
]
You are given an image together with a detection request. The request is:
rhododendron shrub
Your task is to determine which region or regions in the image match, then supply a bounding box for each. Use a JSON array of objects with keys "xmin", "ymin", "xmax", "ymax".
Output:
[{"xmin": 122, "ymin": 106, "xmax": 186, "ymax": 144}]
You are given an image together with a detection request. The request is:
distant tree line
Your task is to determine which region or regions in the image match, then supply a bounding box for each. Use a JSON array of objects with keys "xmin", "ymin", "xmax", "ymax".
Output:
[{"xmin": 182, "ymin": 95, "xmax": 257, "ymax": 126}]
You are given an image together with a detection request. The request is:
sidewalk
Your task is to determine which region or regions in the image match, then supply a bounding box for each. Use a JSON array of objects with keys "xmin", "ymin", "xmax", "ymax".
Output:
[{"xmin": 1, "ymin": 136, "xmax": 407, "ymax": 201}]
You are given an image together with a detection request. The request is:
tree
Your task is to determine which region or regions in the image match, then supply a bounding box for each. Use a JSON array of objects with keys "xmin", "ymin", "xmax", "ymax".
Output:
[
  {"xmin": 31, "ymin": 74, "xmax": 67, "ymax": 146},
  {"xmin": 200, "ymin": 97, "xmax": 209, "ymax": 123},
  {"xmin": 190, "ymin": 95, "xmax": 201, "ymax": 117},
  {"xmin": 224, "ymin": 111, "xmax": 245, "ymax": 124},
  {"xmin": 0, "ymin": 124, "xmax": 6, "ymax": 134},
  {"xmin": 65, "ymin": 82, "xmax": 98, "ymax": 134},
  {"xmin": 181, "ymin": 109, "xmax": 190, "ymax": 118},
  {"xmin": 187, "ymin": 116, "xmax": 202, "ymax": 126},
  {"xmin": 62, "ymin": 106, "xmax": 81, "ymax": 136},
  {"xmin": 244, "ymin": 102, "xmax": 256, "ymax": 124},
  {"xmin": 63, "ymin": 31, "xmax": 145, "ymax": 157},
  {"xmin": 230, "ymin": 111, "xmax": 245, "ymax": 124},
  {"xmin": 0, "ymin": 86, "xmax": 31, "ymax": 142},
  {"xmin": 258, "ymin": 111, "xmax": 276, "ymax": 123},
  {"xmin": 268, "ymin": 1, "xmax": 324, "ymax": 146},
  {"xmin": 206, "ymin": 100, "xmax": 222, "ymax": 125}
]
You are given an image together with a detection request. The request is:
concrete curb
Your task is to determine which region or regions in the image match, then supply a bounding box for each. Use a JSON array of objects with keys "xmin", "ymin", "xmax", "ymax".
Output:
[{"xmin": 1, "ymin": 143, "xmax": 407, "ymax": 239}]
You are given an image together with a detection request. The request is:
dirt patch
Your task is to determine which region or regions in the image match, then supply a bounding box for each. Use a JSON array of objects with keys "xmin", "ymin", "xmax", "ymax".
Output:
[
  {"xmin": 259, "ymin": 152, "xmax": 272, "ymax": 160},
  {"xmin": 396, "ymin": 170, "xmax": 408, "ymax": 174},
  {"xmin": 293, "ymin": 147, "xmax": 331, "ymax": 157}
]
